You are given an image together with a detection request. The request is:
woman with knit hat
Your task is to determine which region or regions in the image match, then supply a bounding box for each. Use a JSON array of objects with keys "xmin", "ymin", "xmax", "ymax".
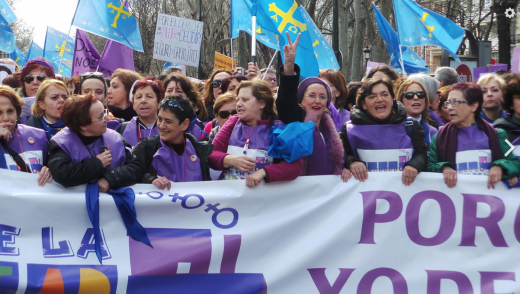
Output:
[
  {"xmin": 276, "ymin": 33, "xmax": 344, "ymax": 176},
  {"xmin": 19, "ymin": 58, "xmax": 55, "ymax": 98}
]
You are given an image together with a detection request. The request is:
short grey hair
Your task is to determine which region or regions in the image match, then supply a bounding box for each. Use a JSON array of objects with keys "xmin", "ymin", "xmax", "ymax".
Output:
[
  {"xmin": 434, "ymin": 67, "xmax": 458, "ymax": 86},
  {"xmin": 407, "ymin": 73, "xmax": 440, "ymax": 104}
]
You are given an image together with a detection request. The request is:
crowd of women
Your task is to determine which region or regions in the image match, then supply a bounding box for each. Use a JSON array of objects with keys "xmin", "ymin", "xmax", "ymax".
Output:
[{"xmin": 1, "ymin": 36, "xmax": 519, "ymax": 191}]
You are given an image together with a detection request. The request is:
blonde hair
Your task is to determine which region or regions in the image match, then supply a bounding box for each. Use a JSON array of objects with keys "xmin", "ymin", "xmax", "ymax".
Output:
[
  {"xmin": 395, "ymin": 79, "xmax": 431, "ymax": 122},
  {"xmin": 32, "ymin": 79, "xmax": 69, "ymax": 118},
  {"xmin": 477, "ymin": 74, "xmax": 506, "ymax": 92}
]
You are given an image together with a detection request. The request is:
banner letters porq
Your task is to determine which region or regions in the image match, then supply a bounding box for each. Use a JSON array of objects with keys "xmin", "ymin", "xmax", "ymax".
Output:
[
  {"xmin": 1, "ymin": 170, "xmax": 520, "ymax": 293},
  {"xmin": 153, "ymin": 13, "xmax": 203, "ymax": 67}
]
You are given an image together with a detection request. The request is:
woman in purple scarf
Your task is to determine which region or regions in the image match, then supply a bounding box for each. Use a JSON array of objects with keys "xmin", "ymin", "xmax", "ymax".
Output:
[
  {"xmin": 276, "ymin": 33, "xmax": 344, "ymax": 176},
  {"xmin": 209, "ymin": 80, "xmax": 303, "ymax": 187},
  {"xmin": 428, "ymin": 83, "xmax": 520, "ymax": 189},
  {"xmin": 116, "ymin": 79, "xmax": 163, "ymax": 148},
  {"xmin": 340, "ymin": 78, "xmax": 428, "ymax": 186},
  {"xmin": 48, "ymin": 94, "xmax": 142, "ymax": 192},
  {"xmin": 0, "ymin": 85, "xmax": 52, "ymax": 186},
  {"xmin": 132, "ymin": 95, "xmax": 212, "ymax": 190}
]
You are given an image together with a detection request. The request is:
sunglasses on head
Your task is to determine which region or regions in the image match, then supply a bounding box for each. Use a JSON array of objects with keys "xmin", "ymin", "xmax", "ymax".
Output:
[
  {"xmin": 161, "ymin": 98, "xmax": 185, "ymax": 112},
  {"xmin": 211, "ymin": 79, "xmax": 223, "ymax": 88},
  {"xmin": 402, "ymin": 91, "xmax": 427, "ymax": 100},
  {"xmin": 80, "ymin": 72, "xmax": 104, "ymax": 81},
  {"xmin": 218, "ymin": 109, "xmax": 237, "ymax": 119},
  {"xmin": 24, "ymin": 75, "xmax": 46, "ymax": 84}
]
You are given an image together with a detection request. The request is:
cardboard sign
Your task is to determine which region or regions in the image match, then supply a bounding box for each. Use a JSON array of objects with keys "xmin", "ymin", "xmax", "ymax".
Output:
[
  {"xmin": 214, "ymin": 52, "xmax": 236, "ymax": 71},
  {"xmin": 153, "ymin": 13, "xmax": 204, "ymax": 67}
]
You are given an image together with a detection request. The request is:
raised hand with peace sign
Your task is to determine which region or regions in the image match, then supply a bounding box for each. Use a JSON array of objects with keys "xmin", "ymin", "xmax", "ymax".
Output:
[{"xmin": 283, "ymin": 32, "xmax": 301, "ymax": 76}]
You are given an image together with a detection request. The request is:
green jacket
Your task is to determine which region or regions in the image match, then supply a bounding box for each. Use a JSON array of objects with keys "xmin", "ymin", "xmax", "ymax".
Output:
[{"xmin": 427, "ymin": 126, "xmax": 520, "ymax": 179}]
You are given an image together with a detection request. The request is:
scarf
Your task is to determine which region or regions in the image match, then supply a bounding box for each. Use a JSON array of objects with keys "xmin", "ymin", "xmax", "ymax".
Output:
[
  {"xmin": 436, "ymin": 118, "xmax": 501, "ymax": 165},
  {"xmin": 40, "ymin": 117, "xmax": 65, "ymax": 140}
]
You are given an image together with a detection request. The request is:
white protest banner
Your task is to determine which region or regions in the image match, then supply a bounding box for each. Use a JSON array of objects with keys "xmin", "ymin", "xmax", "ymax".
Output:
[
  {"xmin": 153, "ymin": 13, "xmax": 203, "ymax": 67},
  {"xmin": 1, "ymin": 169, "xmax": 520, "ymax": 293}
]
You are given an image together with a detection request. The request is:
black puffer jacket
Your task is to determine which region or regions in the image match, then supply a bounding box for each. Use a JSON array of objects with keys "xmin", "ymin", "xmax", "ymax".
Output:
[
  {"xmin": 48, "ymin": 136, "xmax": 142, "ymax": 189},
  {"xmin": 132, "ymin": 133, "xmax": 213, "ymax": 183},
  {"xmin": 340, "ymin": 100, "xmax": 428, "ymax": 172},
  {"xmin": 494, "ymin": 114, "xmax": 520, "ymax": 142}
]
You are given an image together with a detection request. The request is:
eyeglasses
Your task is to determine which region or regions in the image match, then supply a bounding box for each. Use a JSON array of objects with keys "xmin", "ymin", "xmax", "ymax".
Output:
[
  {"xmin": 444, "ymin": 100, "xmax": 469, "ymax": 107},
  {"xmin": 211, "ymin": 79, "xmax": 223, "ymax": 88},
  {"xmin": 24, "ymin": 75, "xmax": 46, "ymax": 84},
  {"xmin": 218, "ymin": 109, "xmax": 237, "ymax": 119},
  {"xmin": 265, "ymin": 77, "xmax": 277, "ymax": 83},
  {"xmin": 402, "ymin": 91, "xmax": 427, "ymax": 100},
  {"xmin": 92, "ymin": 108, "xmax": 109, "ymax": 122},
  {"xmin": 161, "ymin": 98, "xmax": 184, "ymax": 112}
]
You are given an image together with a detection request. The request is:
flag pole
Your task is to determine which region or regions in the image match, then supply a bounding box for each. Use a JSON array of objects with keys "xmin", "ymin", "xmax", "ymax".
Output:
[
  {"xmin": 251, "ymin": 15, "xmax": 257, "ymax": 63},
  {"xmin": 262, "ymin": 50, "xmax": 278, "ymax": 80},
  {"xmin": 398, "ymin": 45, "xmax": 406, "ymax": 77}
]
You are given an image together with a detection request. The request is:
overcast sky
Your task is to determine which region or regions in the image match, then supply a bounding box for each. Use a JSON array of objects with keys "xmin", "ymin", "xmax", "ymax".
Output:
[{"xmin": 12, "ymin": 0, "xmax": 78, "ymax": 47}]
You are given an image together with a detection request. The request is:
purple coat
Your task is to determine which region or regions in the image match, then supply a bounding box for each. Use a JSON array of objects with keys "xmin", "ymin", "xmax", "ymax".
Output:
[
  {"xmin": 52, "ymin": 127, "xmax": 126, "ymax": 169},
  {"xmin": 123, "ymin": 117, "xmax": 159, "ymax": 147},
  {"xmin": 152, "ymin": 139, "xmax": 203, "ymax": 182},
  {"xmin": 3, "ymin": 124, "xmax": 47, "ymax": 173}
]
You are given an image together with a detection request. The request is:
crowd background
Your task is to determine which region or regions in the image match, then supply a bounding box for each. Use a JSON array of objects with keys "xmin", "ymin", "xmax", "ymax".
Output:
[{"xmin": 0, "ymin": 37, "xmax": 519, "ymax": 191}]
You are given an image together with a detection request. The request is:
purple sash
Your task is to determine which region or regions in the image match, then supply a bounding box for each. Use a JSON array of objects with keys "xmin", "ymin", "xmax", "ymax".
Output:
[
  {"xmin": 455, "ymin": 125, "xmax": 492, "ymax": 175},
  {"xmin": 151, "ymin": 139, "xmax": 203, "ymax": 182},
  {"xmin": 123, "ymin": 117, "xmax": 159, "ymax": 147},
  {"xmin": 52, "ymin": 127, "xmax": 126, "ymax": 169},
  {"xmin": 4, "ymin": 124, "xmax": 47, "ymax": 173},
  {"xmin": 107, "ymin": 119, "xmax": 121, "ymax": 131},
  {"xmin": 223, "ymin": 120, "xmax": 274, "ymax": 180},
  {"xmin": 188, "ymin": 119, "xmax": 203, "ymax": 141},
  {"xmin": 346, "ymin": 123, "xmax": 414, "ymax": 171}
]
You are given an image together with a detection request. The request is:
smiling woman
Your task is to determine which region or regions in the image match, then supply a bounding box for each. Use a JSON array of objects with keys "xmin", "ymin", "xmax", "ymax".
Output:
[{"xmin": 340, "ymin": 78, "xmax": 428, "ymax": 186}]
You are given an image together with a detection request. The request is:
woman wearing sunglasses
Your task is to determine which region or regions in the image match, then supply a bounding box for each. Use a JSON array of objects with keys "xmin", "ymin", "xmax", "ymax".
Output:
[
  {"xmin": 19, "ymin": 58, "xmax": 55, "ymax": 99},
  {"xmin": 0, "ymin": 85, "xmax": 52, "ymax": 186},
  {"xmin": 209, "ymin": 80, "xmax": 303, "ymax": 187},
  {"xmin": 116, "ymin": 79, "xmax": 162, "ymax": 148},
  {"xmin": 340, "ymin": 78, "xmax": 428, "ymax": 186},
  {"xmin": 25, "ymin": 79, "xmax": 68, "ymax": 140},
  {"xmin": 204, "ymin": 92, "xmax": 237, "ymax": 143},
  {"xmin": 428, "ymin": 83, "xmax": 520, "ymax": 189},
  {"xmin": 203, "ymin": 69, "xmax": 232, "ymax": 121},
  {"xmin": 48, "ymin": 94, "xmax": 141, "ymax": 192},
  {"xmin": 163, "ymin": 74, "xmax": 208, "ymax": 140},
  {"xmin": 132, "ymin": 95, "xmax": 212, "ymax": 190},
  {"xmin": 396, "ymin": 79, "xmax": 438, "ymax": 148}
]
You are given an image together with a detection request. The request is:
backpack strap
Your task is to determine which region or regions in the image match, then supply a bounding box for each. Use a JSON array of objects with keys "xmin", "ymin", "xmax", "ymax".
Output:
[
  {"xmin": 404, "ymin": 117, "xmax": 414, "ymax": 140},
  {"xmin": 0, "ymin": 139, "xmax": 29, "ymax": 173}
]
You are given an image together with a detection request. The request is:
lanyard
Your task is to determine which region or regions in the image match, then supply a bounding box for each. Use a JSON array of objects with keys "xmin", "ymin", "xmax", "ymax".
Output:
[{"xmin": 243, "ymin": 126, "xmax": 256, "ymax": 155}]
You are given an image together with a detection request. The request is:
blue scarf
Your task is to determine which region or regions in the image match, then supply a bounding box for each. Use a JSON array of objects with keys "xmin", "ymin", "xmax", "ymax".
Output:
[
  {"xmin": 86, "ymin": 183, "xmax": 152, "ymax": 263},
  {"xmin": 40, "ymin": 117, "xmax": 65, "ymax": 140},
  {"xmin": 0, "ymin": 143, "xmax": 7, "ymax": 169}
]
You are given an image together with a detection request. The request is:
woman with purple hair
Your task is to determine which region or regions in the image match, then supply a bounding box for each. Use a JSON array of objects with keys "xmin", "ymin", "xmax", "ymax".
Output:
[{"xmin": 428, "ymin": 82, "xmax": 519, "ymax": 189}]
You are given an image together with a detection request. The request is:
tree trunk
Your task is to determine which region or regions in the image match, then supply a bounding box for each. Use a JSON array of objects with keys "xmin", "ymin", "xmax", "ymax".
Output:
[
  {"xmin": 350, "ymin": 0, "xmax": 365, "ymax": 81},
  {"xmin": 339, "ymin": 0, "xmax": 350, "ymax": 78}
]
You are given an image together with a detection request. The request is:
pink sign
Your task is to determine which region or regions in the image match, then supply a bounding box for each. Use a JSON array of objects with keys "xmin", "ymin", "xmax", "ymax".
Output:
[{"xmin": 512, "ymin": 47, "xmax": 520, "ymax": 74}]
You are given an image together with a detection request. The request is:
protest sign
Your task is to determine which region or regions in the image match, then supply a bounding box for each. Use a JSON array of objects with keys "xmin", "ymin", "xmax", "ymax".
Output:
[
  {"xmin": 1, "ymin": 170, "xmax": 520, "ymax": 293},
  {"xmin": 153, "ymin": 13, "xmax": 203, "ymax": 67},
  {"xmin": 214, "ymin": 52, "xmax": 236, "ymax": 71},
  {"xmin": 473, "ymin": 64, "xmax": 509, "ymax": 81},
  {"xmin": 512, "ymin": 47, "xmax": 520, "ymax": 74}
]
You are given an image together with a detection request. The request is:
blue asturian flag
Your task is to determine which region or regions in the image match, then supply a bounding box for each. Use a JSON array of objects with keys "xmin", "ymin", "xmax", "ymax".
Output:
[
  {"xmin": 72, "ymin": 0, "xmax": 143, "ymax": 52},
  {"xmin": 373, "ymin": 3, "xmax": 427, "ymax": 74},
  {"xmin": 0, "ymin": 12, "xmax": 15, "ymax": 53},
  {"xmin": 0, "ymin": 0, "xmax": 16, "ymax": 24},
  {"xmin": 52, "ymin": 59, "xmax": 72, "ymax": 77},
  {"xmin": 231, "ymin": 0, "xmax": 280, "ymax": 50},
  {"xmin": 43, "ymin": 27, "xmax": 75, "ymax": 64},
  {"xmin": 393, "ymin": 0, "xmax": 464, "ymax": 61},
  {"xmin": 9, "ymin": 46, "xmax": 27, "ymax": 69},
  {"xmin": 27, "ymin": 41, "xmax": 44, "ymax": 60}
]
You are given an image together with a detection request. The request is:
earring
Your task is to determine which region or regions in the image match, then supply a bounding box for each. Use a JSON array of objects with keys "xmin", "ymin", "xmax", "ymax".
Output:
[{"xmin": 82, "ymin": 128, "xmax": 87, "ymax": 131}]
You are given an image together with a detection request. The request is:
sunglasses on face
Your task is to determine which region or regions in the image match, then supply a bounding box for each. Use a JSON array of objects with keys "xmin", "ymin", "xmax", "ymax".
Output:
[
  {"xmin": 24, "ymin": 75, "xmax": 46, "ymax": 84},
  {"xmin": 402, "ymin": 91, "xmax": 427, "ymax": 100},
  {"xmin": 218, "ymin": 109, "xmax": 237, "ymax": 119},
  {"xmin": 211, "ymin": 79, "xmax": 223, "ymax": 88}
]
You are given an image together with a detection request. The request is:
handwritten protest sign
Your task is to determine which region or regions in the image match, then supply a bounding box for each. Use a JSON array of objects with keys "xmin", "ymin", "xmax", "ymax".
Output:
[
  {"xmin": 153, "ymin": 13, "xmax": 204, "ymax": 67},
  {"xmin": 214, "ymin": 52, "xmax": 236, "ymax": 71}
]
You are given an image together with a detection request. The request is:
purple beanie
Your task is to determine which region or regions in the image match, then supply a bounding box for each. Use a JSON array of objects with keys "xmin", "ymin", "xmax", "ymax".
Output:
[{"xmin": 296, "ymin": 77, "xmax": 332, "ymax": 107}]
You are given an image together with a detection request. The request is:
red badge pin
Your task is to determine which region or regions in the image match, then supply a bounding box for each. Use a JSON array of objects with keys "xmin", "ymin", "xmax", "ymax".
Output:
[
  {"xmin": 190, "ymin": 155, "xmax": 198, "ymax": 162},
  {"xmin": 28, "ymin": 137, "xmax": 35, "ymax": 144}
]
